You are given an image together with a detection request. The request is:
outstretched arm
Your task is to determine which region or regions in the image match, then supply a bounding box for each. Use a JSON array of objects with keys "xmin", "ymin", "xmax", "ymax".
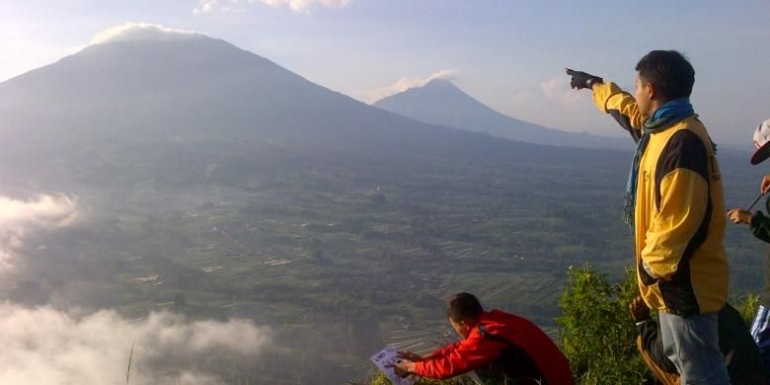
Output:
[
  {"xmin": 412, "ymin": 336, "xmax": 502, "ymax": 379},
  {"xmin": 565, "ymin": 68, "xmax": 646, "ymax": 142},
  {"xmin": 591, "ymin": 82, "xmax": 646, "ymax": 142}
]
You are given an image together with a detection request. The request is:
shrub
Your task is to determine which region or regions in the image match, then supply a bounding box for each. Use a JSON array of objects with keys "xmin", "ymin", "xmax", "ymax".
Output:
[{"xmin": 557, "ymin": 265, "xmax": 648, "ymax": 384}]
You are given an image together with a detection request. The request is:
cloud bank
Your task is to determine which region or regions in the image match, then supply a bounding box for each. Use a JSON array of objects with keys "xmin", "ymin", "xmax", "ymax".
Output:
[
  {"xmin": 90, "ymin": 23, "xmax": 205, "ymax": 45},
  {"xmin": 0, "ymin": 194, "xmax": 272, "ymax": 384},
  {"xmin": 0, "ymin": 194, "xmax": 77, "ymax": 270},
  {"xmin": 363, "ymin": 69, "xmax": 460, "ymax": 104},
  {"xmin": 0, "ymin": 304, "xmax": 271, "ymax": 385}
]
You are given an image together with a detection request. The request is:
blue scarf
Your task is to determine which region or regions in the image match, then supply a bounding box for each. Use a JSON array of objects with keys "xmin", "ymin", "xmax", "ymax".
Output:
[{"xmin": 623, "ymin": 98, "xmax": 695, "ymax": 228}]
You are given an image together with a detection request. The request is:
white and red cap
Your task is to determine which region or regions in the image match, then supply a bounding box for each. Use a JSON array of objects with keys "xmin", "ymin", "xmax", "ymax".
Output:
[{"xmin": 751, "ymin": 119, "xmax": 770, "ymax": 165}]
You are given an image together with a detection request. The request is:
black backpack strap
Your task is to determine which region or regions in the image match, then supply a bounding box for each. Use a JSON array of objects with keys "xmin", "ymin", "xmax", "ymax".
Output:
[
  {"xmin": 476, "ymin": 324, "xmax": 547, "ymax": 385},
  {"xmin": 477, "ymin": 324, "xmax": 516, "ymax": 346}
]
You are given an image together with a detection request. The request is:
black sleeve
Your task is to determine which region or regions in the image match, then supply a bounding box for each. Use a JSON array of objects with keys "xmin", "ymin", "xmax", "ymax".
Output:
[
  {"xmin": 750, "ymin": 211, "xmax": 770, "ymax": 243},
  {"xmin": 637, "ymin": 320, "xmax": 678, "ymax": 374}
]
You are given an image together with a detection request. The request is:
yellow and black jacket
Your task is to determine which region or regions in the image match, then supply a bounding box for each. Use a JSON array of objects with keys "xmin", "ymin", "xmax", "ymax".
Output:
[{"xmin": 592, "ymin": 82, "xmax": 728, "ymax": 315}]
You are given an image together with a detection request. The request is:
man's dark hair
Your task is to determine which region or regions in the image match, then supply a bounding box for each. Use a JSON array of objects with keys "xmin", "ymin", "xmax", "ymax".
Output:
[
  {"xmin": 447, "ymin": 292, "xmax": 483, "ymax": 321},
  {"xmin": 635, "ymin": 50, "xmax": 695, "ymax": 100}
]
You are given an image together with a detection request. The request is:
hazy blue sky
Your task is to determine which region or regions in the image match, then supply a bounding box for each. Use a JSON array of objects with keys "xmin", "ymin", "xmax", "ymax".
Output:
[{"xmin": 2, "ymin": 0, "xmax": 768, "ymax": 145}]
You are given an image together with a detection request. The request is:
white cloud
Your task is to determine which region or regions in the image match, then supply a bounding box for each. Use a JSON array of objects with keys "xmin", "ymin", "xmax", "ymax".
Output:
[
  {"xmin": 540, "ymin": 77, "xmax": 584, "ymax": 108},
  {"xmin": 362, "ymin": 69, "xmax": 460, "ymax": 104},
  {"xmin": 0, "ymin": 193, "xmax": 272, "ymax": 384},
  {"xmin": 0, "ymin": 303, "xmax": 271, "ymax": 385},
  {"xmin": 194, "ymin": 0, "xmax": 350, "ymax": 14},
  {"xmin": 253, "ymin": 0, "xmax": 352, "ymax": 13},
  {"xmin": 90, "ymin": 23, "xmax": 205, "ymax": 45},
  {"xmin": 0, "ymin": 194, "xmax": 77, "ymax": 270},
  {"xmin": 193, "ymin": 0, "xmax": 219, "ymax": 14}
]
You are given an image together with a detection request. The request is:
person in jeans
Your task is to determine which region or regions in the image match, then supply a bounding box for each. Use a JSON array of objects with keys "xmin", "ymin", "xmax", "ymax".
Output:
[
  {"xmin": 566, "ymin": 50, "xmax": 730, "ymax": 383},
  {"xmin": 629, "ymin": 296, "xmax": 764, "ymax": 384}
]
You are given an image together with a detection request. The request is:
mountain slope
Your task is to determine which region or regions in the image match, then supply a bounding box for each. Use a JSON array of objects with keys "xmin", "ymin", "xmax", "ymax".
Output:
[
  {"xmin": 373, "ymin": 79, "xmax": 629, "ymax": 149},
  {"xmin": 0, "ymin": 34, "xmax": 632, "ymax": 184},
  {"xmin": 0, "ymin": 36, "xmax": 401, "ymax": 146}
]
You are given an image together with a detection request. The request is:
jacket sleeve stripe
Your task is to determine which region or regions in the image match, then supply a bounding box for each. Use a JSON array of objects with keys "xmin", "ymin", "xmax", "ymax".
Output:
[
  {"xmin": 609, "ymin": 109, "xmax": 642, "ymax": 142},
  {"xmin": 651, "ymin": 129, "xmax": 712, "ymax": 315},
  {"xmin": 591, "ymin": 82, "xmax": 645, "ymax": 143}
]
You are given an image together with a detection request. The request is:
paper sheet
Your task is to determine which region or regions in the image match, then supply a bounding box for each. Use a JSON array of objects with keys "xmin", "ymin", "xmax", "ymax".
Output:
[{"xmin": 370, "ymin": 346, "xmax": 414, "ymax": 385}]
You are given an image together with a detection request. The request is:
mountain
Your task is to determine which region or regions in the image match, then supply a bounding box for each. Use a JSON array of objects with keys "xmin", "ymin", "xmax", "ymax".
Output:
[
  {"xmin": 373, "ymin": 78, "xmax": 630, "ymax": 149},
  {"xmin": 0, "ymin": 31, "xmax": 630, "ymax": 189},
  {"xmin": 0, "ymin": 35, "xmax": 413, "ymax": 148}
]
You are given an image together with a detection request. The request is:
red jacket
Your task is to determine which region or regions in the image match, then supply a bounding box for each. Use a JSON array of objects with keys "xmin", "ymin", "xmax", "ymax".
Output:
[{"xmin": 414, "ymin": 310, "xmax": 574, "ymax": 385}]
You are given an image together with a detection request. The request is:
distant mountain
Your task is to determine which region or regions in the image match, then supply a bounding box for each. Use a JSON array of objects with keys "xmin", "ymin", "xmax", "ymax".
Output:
[
  {"xmin": 0, "ymin": 35, "xmax": 415, "ymax": 148},
  {"xmin": 0, "ymin": 32, "xmax": 632, "ymax": 189},
  {"xmin": 373, "ymin": 79, "xmax": 630, "ymax": 149}
]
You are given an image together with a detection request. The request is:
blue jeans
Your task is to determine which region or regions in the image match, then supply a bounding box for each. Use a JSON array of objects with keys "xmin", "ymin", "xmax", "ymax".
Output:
[
  {"xmin": 658, "ymin": 312, "xmax": 731, "ymax": 384},
  {"xmin": 750, "ymin": 305, "xmax": 770, "ymax": 378}
]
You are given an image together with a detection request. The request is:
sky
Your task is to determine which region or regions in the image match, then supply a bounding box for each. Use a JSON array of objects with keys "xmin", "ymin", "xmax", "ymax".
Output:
[{"xmin": 1, "ymin": 0, "xmax": 769, "ymax": 146}]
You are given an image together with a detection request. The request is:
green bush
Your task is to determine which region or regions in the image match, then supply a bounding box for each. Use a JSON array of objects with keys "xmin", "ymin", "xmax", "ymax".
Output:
[{"xmin": 557, "ymin": 265, "xmax": 648, "ymax": 384}]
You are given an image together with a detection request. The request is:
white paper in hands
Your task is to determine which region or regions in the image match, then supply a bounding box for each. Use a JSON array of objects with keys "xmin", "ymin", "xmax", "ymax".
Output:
[{"xmin": 370, "ymin": 346, "xmax": 414, "ymax": 385}]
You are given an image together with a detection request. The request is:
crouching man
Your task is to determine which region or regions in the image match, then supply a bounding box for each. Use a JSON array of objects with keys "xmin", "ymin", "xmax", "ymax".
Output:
[{"xmin": 393, "ymin": 292, "xmax": 574, "ymax": 384}]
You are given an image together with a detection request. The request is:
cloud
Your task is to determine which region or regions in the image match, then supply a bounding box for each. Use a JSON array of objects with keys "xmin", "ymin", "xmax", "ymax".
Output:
[
  {"xmin": 0, "ymin": 194, "xmax": 77, "ymax": 270},
  {"xmin": 193, "ymin": 0, "xmax": 220, "ymax": 14},
  {"xmin": 194, "ymin": 0, "xmax": 351, "ymax": 14},
  {"xmin": 0, "ymin": 194, "xmax": 272, "ymax": 384},
  {"xmin": 253, "ymin": 0, "xmax": 352, "ymax": 13},
  {"xmin": 194, "ymin": 1, "xmax": 247, "ymax": 15},
  {"xmin": 90, "ymin": 23, "xmax": 205, "ymax": 45},
  {"xmin": 361, "ymin": 69, "xmax": 460, "ymax": 104},
  {"xmin": 0, "ymin": 303, "xmax": 272, "ymax": 385},
  {"xmin": 540, "ymin": 77, "xmax": 584, "ymax": 108}
]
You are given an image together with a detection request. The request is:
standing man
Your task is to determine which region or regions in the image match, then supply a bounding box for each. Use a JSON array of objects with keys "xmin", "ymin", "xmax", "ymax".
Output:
[
  {"xmin": 392, "ymin": 292, "xmax": 574, "ymax": 384},
  {"xmin": 566, "ymin": 50, "xmax": 730, "ymax": 384}
]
